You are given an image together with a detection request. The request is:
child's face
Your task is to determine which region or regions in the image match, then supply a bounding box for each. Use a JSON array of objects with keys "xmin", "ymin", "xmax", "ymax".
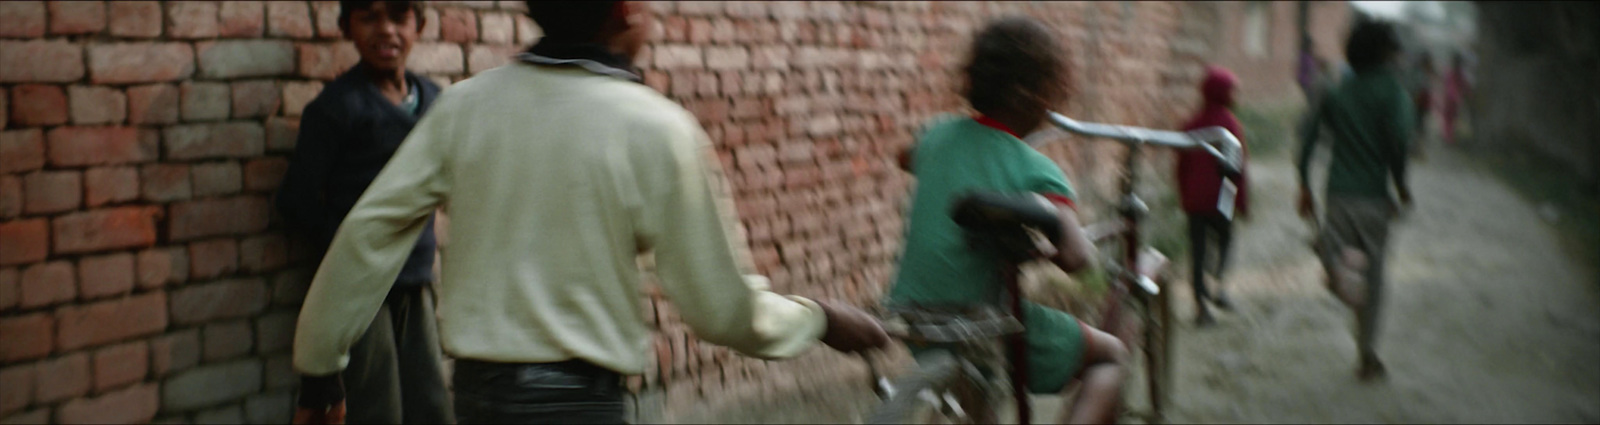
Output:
[{"xmin": 344, "ymin": 3, "xmax": 419, "ymax": 73}]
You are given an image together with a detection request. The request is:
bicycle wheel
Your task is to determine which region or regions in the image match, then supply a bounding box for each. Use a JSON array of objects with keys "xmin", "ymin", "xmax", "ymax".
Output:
[{"xmin": 865, "ymin": 351, "xmax": 994, "ymax": 424}]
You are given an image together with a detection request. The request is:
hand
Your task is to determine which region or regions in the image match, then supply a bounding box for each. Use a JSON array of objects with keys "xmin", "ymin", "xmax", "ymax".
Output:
[
  {"xmin": 295, "ymin": 374, "xmax": 346, "ymax": 425},
  {"xmin": 815, "ymin": 300, "xmax": 891, "ymax": 353},
  {"xmin": 293, "ymin": 402, "xmax": 345, "ymax": 425},
  {"xmin": 1297, "ymin": 190, "xmax": 1316, "ymax": 219}
]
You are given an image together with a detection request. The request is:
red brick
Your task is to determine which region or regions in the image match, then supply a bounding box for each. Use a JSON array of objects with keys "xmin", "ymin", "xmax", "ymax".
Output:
[
  {"xmin": 179, "ymin": 82, "xmax": 230, "ymax": 122},
  {"xmin": 68, "ymin": 86, "xmax": 127, "ymax": 125},
  {"xmin": 168, "ymin": 196, "xmax": 270, "ymax": 241},
  {"xmin": 407, "ymin": 43, "xmax": 465, "ymax": 74},
  {"xmin": 420, "ymin": 7, "xmax": 440, "ymax": 40},
  {"xmin": 688, "ymin": 18, "xmax": 713, "ymax": 44},
  {"xmin": 281, "ymin": 81, "xmax": 323, "ymax": 116},
  {"xmin": 0, "ymin": 220, "xmax": 47, "ymax": 267},
  {"xmin": 219, "ymin": 1, "xmax": 265, "ymax": 37},
  {"xmin": 55, "ymin": 292, "xmax": 167, "ymax": 351},
  {"xmin": 267, "ymin": 1, "xmax": 313, "ymax": 39},
  {"xmin": 196, "ymin": 40, "xmax": 296, "ymax": 79},
  {"xmin": 139, "ymin": 164, "xmax": 191, "ymax": 203},
  {"xmin": 46, "ymin": 126, "xmax": 158, "ymax": 167},
  {"xmin": 2, "ymin": 41, "xmax": 82, "ymax": 85},
  {"xmin": 87, "ymin": 43, "xmax": 196, "ymax": 84},
  {"xmin": 135, "ymin": 248, "xmax": 184, "ymax": 289},
  {"xmin": 644, "ymin": 70, "xmax": 669, "ymax": 94},
  {"xmin": 0, "ymin": 362, "xmax": 33, "ymax": 415},
  {"xmin": 0, "ymin": 314, "xmax": 52, "ymax": 362},
  {"xmin": 23, "ymin": 171, "xmax": 82, "ymax": 214},
  {"xmin": 84, "ymin": 167, "xmax": 139, "ymax": 208},
  {"xmin": 166, "ymin": 1, "xmax": 219, "ymax": 39},
  {"xmin": 51, "ymin": 207, "xmax": 161, "ymax": 255},
  {"xmin": 0, "ymin": 2, "xmax": 45, "ymax": 38},
  {"xmin": 225, "ymin": 80, "xmax": 278, "ymax": 120},
  {"xmin": 0, "ymin": 130, "xmax": 45, "ymax": 174},
  {"xmin": 312, "ymin": 1, "xmax": 341, "ymax": 39},
  {"xmin": 9, "ymin": 85, "xmax": 68, "ymax": 126},
  {"xmin": 297, "ymin": 42, "xmax": 360, "ymax": 80},
  {"xmin": 711, "ymin": 18, "xmax": 737, "ymax": 44},
  {"xmin": 467, "ymin": 44, "xmax": 518, "ymax": 74},
  {"xmin": 0, "ymin": 268, "xmax": 15, "ymax": 310},
  {"xmin": 149, "ymin": 330, "xmax": 199, "ymax": 377},
  {"xmin": 515, "ymin": 13, "xmax": 539, "ymax": 44},
  {"xmin": 439, "ymin": 8, "xmax": 478, "ymax": 43},
  {"xmin": 265, "ymin": 117, "xmax": 300, "ymax": 152},
  {"xmin": 91, "ymin": 341, "xmax": 148, "ymax": 393},
  {"xmin": 126, "ymin": 84, "xmax": 180, "ymax": 125},
  {"xmin": 162, "ymin": 122, "xmax": 266, "ymax": 160},
  {"xmin": 77, "ymin": 253, "xmax": 135, "ymax": 300},
  {"xmin": 108, "ymin": 1, "xmax": 162, "ymax": 38},
  {"xmin": 243, "ymin": 158, "xmax": 288, "ymax": 193},
  {"xmin": 191, "ymin": 161, "xmax": 242, "ymax": 198},
  {"xmin": 188, "ymin": 238, "xmax": 238, "ymax": 280},
  {"xmin": 254, "ymin": 310, "xmax": 296, "ymax": 354},
  {"xmin": 480, "ymin": 12, "xmax": 515, "ymax": 44},
  {"xmin": 56, "ymin": 383, "xmax": 158, "ymax": 425},
  {"xmin": 270, "ymin": 269, "xmax": 309, "ymax": 306},
  {"xmin": 239, "ymin": 235, "xmax": 286, "ymax": 273},
  {"xmin": 706, "ymin": 46, "xmax": 750, "ymax": 70},
  {"xmin": 35, "ymin": 352, "xmax": 90, "ymax": 403},
  {"xmin": 263, "ymin": 354, "xmax": 294, "ymax": 389},
  {"xmin": 49, "ymin": 1, "xmax": 107, "ymax": 35},
  {"xmin": 169, "ymin": 278, "xmax": 267, "ymax": 325},
  {"xmin": 202, "ymin": 320, "xmax": 252, "ymax": 361}
]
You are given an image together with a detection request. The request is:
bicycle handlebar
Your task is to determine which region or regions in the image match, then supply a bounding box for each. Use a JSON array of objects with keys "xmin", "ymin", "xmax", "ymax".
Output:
[{"xmin": 1044, "ymin": 112, "xmax": 1244, "ymax": 175}]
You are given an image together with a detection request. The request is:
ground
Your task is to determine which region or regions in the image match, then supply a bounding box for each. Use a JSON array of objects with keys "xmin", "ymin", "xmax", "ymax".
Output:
[{"xmin": 1146, "ymin": 141, "xmax": 1600, "ymax": 423}]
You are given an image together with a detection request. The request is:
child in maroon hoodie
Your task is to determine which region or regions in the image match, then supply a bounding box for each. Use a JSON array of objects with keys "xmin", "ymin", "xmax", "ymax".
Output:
[{"xmin": 1175, "ymin": 65, "xmax": 1249, "ymax": 326}]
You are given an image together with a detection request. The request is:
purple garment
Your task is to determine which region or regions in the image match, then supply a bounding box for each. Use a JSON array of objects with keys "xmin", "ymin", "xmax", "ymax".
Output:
[{"xmin": 1297, "ymin": 51, "xmax": 1317, "ymax": 91}]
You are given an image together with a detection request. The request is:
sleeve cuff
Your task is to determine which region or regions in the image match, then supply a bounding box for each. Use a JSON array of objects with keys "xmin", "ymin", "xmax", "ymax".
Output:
[{"xmin": 1041, "ymin": 192, "xmax": 1077, "ymax": 211}]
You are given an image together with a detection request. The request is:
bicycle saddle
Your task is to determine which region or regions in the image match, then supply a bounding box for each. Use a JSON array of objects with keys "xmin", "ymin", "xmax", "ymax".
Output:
[{"xmin": 950, "ymin": 191, "xmax": 1064, "ymax": 263}]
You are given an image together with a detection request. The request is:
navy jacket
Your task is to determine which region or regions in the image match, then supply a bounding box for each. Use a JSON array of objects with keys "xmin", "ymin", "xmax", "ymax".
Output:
[{"xmin": 276, "ymin": 63, "xmax": 440, "ymax": 287}]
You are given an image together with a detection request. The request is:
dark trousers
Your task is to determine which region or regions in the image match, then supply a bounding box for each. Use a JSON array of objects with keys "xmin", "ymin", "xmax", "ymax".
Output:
[
  {"xmin": 452, "ymin": 359, "xmax": 627, "ymax": 424},
  {"xmin": 1187, "ymin": 212, "xmax": 1234, "ymax": 304},
  {"xmin": 343, "ymin": 285, "xmax": 454, "ymax": 424}
]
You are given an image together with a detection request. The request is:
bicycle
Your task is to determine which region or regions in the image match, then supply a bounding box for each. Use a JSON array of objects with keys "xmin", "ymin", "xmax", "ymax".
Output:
[{"xmin": 861, "ymin": 112, "xmax": 1244, "ymax": 425}]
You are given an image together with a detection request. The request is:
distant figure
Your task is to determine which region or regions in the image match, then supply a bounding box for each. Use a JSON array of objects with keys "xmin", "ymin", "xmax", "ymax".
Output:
[
  {"xmin": 1175, "ymin": 65, "xmax": 1249, "ymax": 326},
  {"xmin": 1409, "ymin": 52, "xmax": 1436, "ymax": 158},
  {"xmin": 1297, "ymin": 19, "xmax": 1415, "ymax": 382},
  {"xmin": 1441, "ymin": 52, "xmax": 1472, "ymax": 145},
  {"xmin": 1297, "ymin": 37, "xmax": 1318, "ymax": 100}
]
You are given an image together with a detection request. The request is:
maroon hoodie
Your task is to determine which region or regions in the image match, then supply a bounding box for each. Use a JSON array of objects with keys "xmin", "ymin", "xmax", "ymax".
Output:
[{"xmin": 1176, "ymin": 65, "xmax": 1249, "ymax": 216}]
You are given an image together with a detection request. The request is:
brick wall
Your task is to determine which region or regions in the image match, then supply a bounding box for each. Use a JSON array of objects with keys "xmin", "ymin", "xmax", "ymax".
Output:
[
  {"xmin": 1201, "ymin": 1, "xmax": 1352, "ymax": 106},
  {"xmin": 2, "ymin": 1, "xmax": 1239, "ymax": 423}
]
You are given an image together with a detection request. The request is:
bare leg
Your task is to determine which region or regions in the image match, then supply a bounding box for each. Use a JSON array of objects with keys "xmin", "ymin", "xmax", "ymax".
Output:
[{"xmin": 1059, "ymin": 325, "xmax": 1129, "ymax": 424}]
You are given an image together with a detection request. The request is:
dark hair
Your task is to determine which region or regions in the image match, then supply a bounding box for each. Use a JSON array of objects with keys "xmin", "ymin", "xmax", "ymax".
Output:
[
  {"xmin": 524, "ymin": 1, "xmax": 620, "ymax": 42},
  {"xmin": 962, "ymin": 17, "xmax": 1069, "ymax": 117},
  {"xmin": 1344, "ymin": 20, "xmax": 1401, "ymax": 73},
  {"xmin": 338, "ymin": 1, "xmax": 424, "ymax": 30}
]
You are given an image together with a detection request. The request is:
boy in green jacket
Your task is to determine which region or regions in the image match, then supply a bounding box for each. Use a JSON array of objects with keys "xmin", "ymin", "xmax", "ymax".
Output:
[{"xmin": 1297, "ymin": 19, "xmax": 1415, "ymax": 382}]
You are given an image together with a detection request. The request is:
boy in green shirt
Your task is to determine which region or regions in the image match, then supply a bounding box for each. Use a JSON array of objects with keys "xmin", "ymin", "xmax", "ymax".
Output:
[
  {"xmin": 1297, "ymin": 19, "xmax": 1415, "ymax": 381},
  {"xmin": 889, "ymin": 17, "xmax": 1128, "ymax": 424}
]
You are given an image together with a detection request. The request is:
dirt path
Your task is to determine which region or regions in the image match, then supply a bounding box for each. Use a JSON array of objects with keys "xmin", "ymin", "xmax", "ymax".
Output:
[{"xmin": 1155, "ymin": 146, "xmax": 1600, "ymax": 423}]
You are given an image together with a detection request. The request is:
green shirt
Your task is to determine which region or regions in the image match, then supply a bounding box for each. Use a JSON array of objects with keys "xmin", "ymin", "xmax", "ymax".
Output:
[
  {"xmin": 888, "ymin": 116, "xmax": 1076, "ymax": 306},
  {"xmin": 1298, "ymin": 67, "xmax": 1414, "ymax": 199}
]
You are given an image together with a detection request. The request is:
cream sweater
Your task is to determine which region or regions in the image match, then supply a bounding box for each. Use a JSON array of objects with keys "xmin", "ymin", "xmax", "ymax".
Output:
[{"xmin": 293, "ymin": 64, "xmax": 827, "ymax": 376}]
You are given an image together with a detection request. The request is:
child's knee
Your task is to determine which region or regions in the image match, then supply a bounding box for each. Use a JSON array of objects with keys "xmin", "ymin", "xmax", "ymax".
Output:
[{"xmin": 1085, "ymin": 330, "xmax": 1129, "ymax": 365}]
